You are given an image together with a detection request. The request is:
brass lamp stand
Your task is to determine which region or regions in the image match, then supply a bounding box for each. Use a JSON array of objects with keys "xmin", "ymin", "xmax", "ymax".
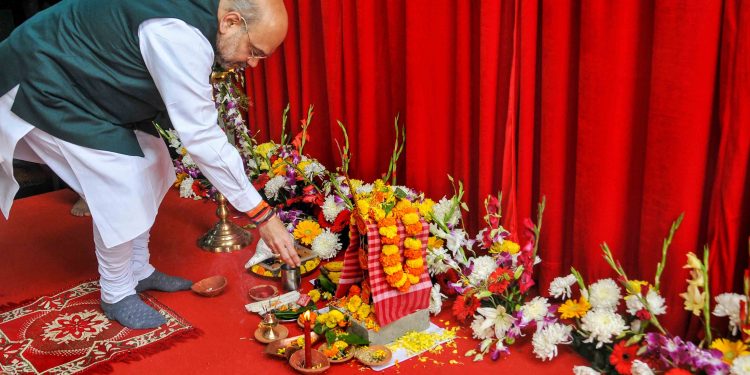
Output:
[{"xmin": 197, "ymin": 192, "xmax": 252, "ymax": 252}]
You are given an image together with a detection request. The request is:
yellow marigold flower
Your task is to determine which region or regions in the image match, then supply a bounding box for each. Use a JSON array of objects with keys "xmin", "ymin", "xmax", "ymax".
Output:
[
  {"xmin": 404, "ymin": 237, "xmax": 421, "ymax": 250},
  {"xmin": 349, "ymin": 179, "xmax": 363, "ymax": 193},
  {"xmin": 427, "ymin": 236, "xmax": 444, "ymax": 250},
  {"xmin": 711, "ymin": 339, "xmax": 750, "ymax": 364},
  {"xmin": 333, "ymin": 340, "xmax": 349, "ymax": 350},
  {"xmin": 308, "ymin": 289, "xmax": 321, "ymax": 303},
  {"xmin": 501, "ymin": 240, "xmax": 520, "ymax": 254},
  {"xmin": 407, "ymin": 274, "xmax": 420, "ymax": 284},
  {"xmin": 347, "ymin": 295, "xmax": 362, "ymax": 313},
  {"xmin": 382, "ymin": 245, "xmax": 399, "ymax": 256},
  {"xmin": 406, "ymin": 258, "xmax": 424, "ymax": 268},
  {"xmin": 356, "ymin": 304, "xmax": 371, "ymax": 321},
  {"xmin": 558, "ymin": 297, "xmax": 591, "ymax": 319},
  {"xmin": 372, "ymin": 207, "xmax": 386, "ymax": 221},
  {"xmin": 329, "ymin": 309, "xmax": 344, "ymax": 321},
  {"xmin": 293, "ymin": 220, "xmax": 322, "ymax": 245},
  {"xmin": 383, "ymin": 264, "xmax": 402, "ymax": 275},
  {"xmin": 316, "ymin": 313, "xmax": 327, "ymax": 324},
  {"xmin": 373, "ymin": 179, "xmax": 386, "ymax": 191},
  {"xmin": 356, "ymin": 200, "xmax": 370, "ymax": 218},
  {"xmin": 393, "ymin": 273, "xmax": 408, "ymax": 287},
  {"xmin": 402, "ymin": 212, "xmax": 420, "ymax": 225},
  {"xmin": 379, "ymin": 225, "xmax": 398, "ymax": 239},
  {"xmin": 418, "ymin": 199, "xmax": 435, "ymax": 220}
]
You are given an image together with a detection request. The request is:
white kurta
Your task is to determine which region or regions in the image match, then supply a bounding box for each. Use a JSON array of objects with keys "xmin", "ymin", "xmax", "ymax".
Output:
[{"xmin": 0, "ymin": 18, "xmax": 264, "ymax": 248}]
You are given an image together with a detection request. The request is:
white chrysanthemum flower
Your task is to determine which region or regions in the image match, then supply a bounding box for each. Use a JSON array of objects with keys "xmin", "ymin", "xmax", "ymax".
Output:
[
  {"xmin": 549, "ymin": 274, "xmax": 577, "ymax": 299},
  {"xmin": 588, "ymin": 278, "xmax": 621, "ymax": 311},
  {"xmin": 355, "ymin": 183, "xmax": 373, "ymax": 195},
  {"xmin": 631, "ymin": 360, "xmax": 655, "ymax": 375},
  {"xmin": 532, "ymin": 322, "xmax": 572, "ymax": 361},
  {"xmin": 520, "ymin": 296, "xmax": 551, "ymax": 324},
  {"xmin": 470, "ymin": 315, "xmax": 494, "ymax": 340},
  {"xmin": 713, "ymin": 293, "xmax": 748, "ymax": 335},
  {"xmin": 179, "ymin": 177, "xmax": 196, "ymax": 198},
  {"xmin": 426, "ymin": 247, "xmax": 451, "ymax": 276},
  {"xmin": 432, "ymin": 197, "xmax": 461, "ymax": 227},
  {"xmin": 573, "ymin": 366, "xmax": 601, "ymax": 375},
  {"xmin": 580, "ymin": 309, "xmax": 628, "ymax": 348},
  {"xmin": 321, "ymin": 195, "xmax": 344, "ymax": 223},
  {"xmin": 263, "ymin": 175, "xmax": 286, "ymax": 200},
  {"xmin": 468, "ymin": 256, "xmax": 498, "ymax": 286},
  {"xmin": 429, "ymin": 284, "xmax": 446, "ymax": 315},
  {"xmin": 731, "ymin": 355, "xmax": 750, "ymax": 375},
  {"xmin": 303, "ymin": 160, "xmax": 326, "ymax": 179},
  {"xmin": 625, "ymin": 290, "xmax": 667, "ymax": 317},
  {"xmin": 476, "ymin": 305, "xmax": 515, "ymax": 339},
  {"xmin": 181, "ymin": 153, "xmax": 196, "ymax": 167},
  {"xmin": 310, "ymin": 230, "xmax": 341, "ymax": 260}
]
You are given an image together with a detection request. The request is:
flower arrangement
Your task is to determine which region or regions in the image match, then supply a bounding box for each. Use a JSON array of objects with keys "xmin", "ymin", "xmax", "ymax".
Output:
[{"xmin": 534, "ymin": 214, "xmax": 750, "ymax": 375}]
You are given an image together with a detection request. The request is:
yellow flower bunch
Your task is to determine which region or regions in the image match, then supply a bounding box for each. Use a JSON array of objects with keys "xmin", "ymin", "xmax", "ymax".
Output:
[
  {"xmin": 489, "ymin": 239, "xmax": 520, "ymax": 255},
  {"xmin": 316, "ymin": 309, "xmax": 346, "ymax": 329},
  {"xmin": 558, "ymin": 296, "xmax": 591, "ymax": 319},
  {"xmin": 308, "ymin": 289, "xmax": 321, "ymax": 303}
]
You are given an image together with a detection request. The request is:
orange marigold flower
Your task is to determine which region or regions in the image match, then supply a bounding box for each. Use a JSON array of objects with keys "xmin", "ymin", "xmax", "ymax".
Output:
[
  {"xmin": 348, "ymin": 285, "xmax": 361, "ymax": 297},
  {"xmin": 407, "ymin": 266, "xmax": 423, "ymax": 276},
  {"xmin": 386, "ymin": 271, "xmax": 405, "ymax": 286},
  {"xmin": 398, "ymin": 280, "xmax": 412, "ymax": 293},
  {"xmin": 380, "ymin": 235, "xmax": 400, "ymax": 245},
  {"xmin": 378, "ymin": 217, "xmax": 397, "ymax": 227},
  {"xmin": 405, "ymin": 223, "xmax": 423, "ymax": 236},
  {"xmin": 404, "ymin": 248, "xmax": 422, "ymax": 259},
  {"xmin": 380, "ymin": 254, "xmax": 401, "ymax": 267}
]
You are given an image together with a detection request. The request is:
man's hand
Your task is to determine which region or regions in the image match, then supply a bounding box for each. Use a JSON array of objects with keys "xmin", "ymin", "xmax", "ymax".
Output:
[{"xmin": 257, "ymin": 215, "xmax": 301, "ymax": 267}]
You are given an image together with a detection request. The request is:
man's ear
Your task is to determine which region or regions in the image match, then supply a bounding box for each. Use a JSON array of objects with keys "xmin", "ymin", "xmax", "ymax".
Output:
[{"xmin": 219, "ymin": 11, "xmax": 242, "ymax": 34}]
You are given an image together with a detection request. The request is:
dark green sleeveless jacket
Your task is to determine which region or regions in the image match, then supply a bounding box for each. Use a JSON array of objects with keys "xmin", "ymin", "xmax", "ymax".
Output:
[{"xmin": 0, "ymin": 0, "xmax": 220, "ymax": 156}]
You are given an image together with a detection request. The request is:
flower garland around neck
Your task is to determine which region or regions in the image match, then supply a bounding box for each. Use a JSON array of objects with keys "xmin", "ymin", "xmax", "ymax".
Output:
[{"xmin": 352, "ymin": 179, "xmax": 426, "ymax": 293}]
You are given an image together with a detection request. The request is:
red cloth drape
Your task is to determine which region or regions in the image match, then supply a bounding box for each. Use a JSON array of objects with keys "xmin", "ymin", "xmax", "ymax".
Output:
[{"xmin": 246, "ymin": 0, "xmax": 750, "ymax": 337}]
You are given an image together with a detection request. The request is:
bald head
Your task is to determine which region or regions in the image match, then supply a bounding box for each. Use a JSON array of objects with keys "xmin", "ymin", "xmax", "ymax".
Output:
[{"xmin": 216, "ymin": 0, "xmax": 288, "ymax": 69}]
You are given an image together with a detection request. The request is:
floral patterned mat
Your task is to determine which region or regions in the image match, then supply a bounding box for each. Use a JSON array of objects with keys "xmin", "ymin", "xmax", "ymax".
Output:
[{"xmin": 0, "ymin": 281, "xmax": 197, "ymax": 374}]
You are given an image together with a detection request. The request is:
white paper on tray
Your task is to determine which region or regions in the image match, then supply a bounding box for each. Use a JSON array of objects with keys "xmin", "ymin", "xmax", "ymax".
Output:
[{"xmin": 371, "ymin": 323, "xmax": 451, "ymax": 371}]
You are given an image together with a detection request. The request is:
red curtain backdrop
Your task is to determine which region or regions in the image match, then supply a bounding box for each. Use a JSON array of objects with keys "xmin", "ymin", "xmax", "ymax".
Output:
[{"xmin": 246, "ymin": 0, "xmax": 750, "ymax": 337}]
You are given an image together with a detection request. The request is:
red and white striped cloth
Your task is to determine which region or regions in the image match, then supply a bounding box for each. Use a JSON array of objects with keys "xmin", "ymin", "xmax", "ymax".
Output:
[{"xmin": 336, "ymin": 219, "xmax": 431, "ymax": 326}]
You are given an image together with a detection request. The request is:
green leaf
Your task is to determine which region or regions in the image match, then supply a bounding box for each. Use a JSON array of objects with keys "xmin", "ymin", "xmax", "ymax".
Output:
[
  {"xmin": 335, "ymin": 333, "xmax": 369, "ymax": 346},
  {"xmin": 313, "ymin": 323, "xmax": 325, "ymax": 335},
  {"xmin": 394, "ymin": 187, "xmax": 407, "ymax": 199},
  {"xmin": 325, "ymin": 329, "xmax": 337, "ymax": 345}
]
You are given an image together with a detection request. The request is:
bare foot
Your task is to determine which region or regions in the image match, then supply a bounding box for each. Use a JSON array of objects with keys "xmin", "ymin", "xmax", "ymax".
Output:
[{"xmin": 71, "ymin": 197, "xmax": 91, "ymax": 216}]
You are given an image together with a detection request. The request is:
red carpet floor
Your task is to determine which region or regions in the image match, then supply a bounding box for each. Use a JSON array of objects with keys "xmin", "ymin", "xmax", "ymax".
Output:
[{"xmin": 0, "ymin": 189, "xmax": 586, "ymax": 374}]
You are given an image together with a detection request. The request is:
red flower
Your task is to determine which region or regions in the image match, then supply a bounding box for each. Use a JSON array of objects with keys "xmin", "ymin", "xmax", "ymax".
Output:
[
  {"xmin": 664, "ymin": 369, "xmax": 692, "ymax": 375},
  {"xmin": 292, "ymin": 129, "xmax": 310, "ymax": 150},
  {"xmin": 301, "ymin": 185, "xmax": 324, "ymax": 206},
  {"xmin": 452, "ymin": 292, "xmax": 480, "ymax": 322},
  {"xmin": 192, "ymin": 180, "xmax": 208, "ymax": 197},
  {"xmin": 609, "ymin": 341, "xmax": 639, "ymax": 375},
  {"xmin": 252, "ymin": 173, "xmax": 270, "ymax": 190},
  {"xmin": 488, "ymin": 267, "xmax": 513, "ymax": 294},
  {"xmin": 435, "ymin": 269, "xmax": 459, "ymax": 297}
]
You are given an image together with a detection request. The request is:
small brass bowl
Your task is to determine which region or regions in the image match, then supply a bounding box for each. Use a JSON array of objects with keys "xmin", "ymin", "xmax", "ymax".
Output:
[{"xmin": 191, "ymin": 275, "xmax": 227, "ymax": 297}]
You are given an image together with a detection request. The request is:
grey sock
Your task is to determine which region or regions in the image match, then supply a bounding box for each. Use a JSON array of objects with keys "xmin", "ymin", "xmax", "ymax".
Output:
[
  {"xmin": 136, "ymin": 270, "xmax": 193, "ymax": 293},
  {"xmin": 101, "ymin": 295, "xmax": 166, "ymax": 329}
]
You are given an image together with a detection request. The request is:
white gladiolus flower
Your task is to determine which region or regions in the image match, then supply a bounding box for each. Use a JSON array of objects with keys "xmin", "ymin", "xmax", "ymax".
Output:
[
  {"xmin": 355, "ymin": 183, "xmax": 373, "ymax": 195},
  {"xmin": 631, "ymin": 360, "xmax": 655, "ymax": 375},
  {"xmin": 468, "ymin": 256, "xmax": 498, "ymax": 286},
  {"xmin": 321, "ymin": 195, "xmax": 344, "ymax": 223},
  {"xmin": 475, "ymin": 305, "xmax": 515, "ymax": 340},
  {"xmin": 426, "ymin": 247, "xmax": 451, "ymax": 276},
  {"xmin": 310, "ymin": 230, "xmax": 341, "ymax": 260},
  {"xmin": 303, "ymin": 160, "xmax": 325, "ymax": 179},
  {"xmin": 549, "ymin": 274, "xmax": 577, "ymax": 299},
  {"xmin": 588, "ymin": 278, "xmax": 621, "ymax": 311},
  {"xmin": 432, "ymin": 197, "xmax": 461, "ymax": 228},
  {"xmin": 532, "ymin": 322, "xmax": 572, "ymax": 361},
  {"xmin": 470, "ymin": 315, "xmax": 494, "ymax": 340},
  {"xmin": 520, "ymin": 297, "xmax": 551, "ymax": 324},
  {"xmin": 731, "ymin": 355, "xmax": 750, "ymax": 375},
  {"xmin": 263, "ymin": 175, "xmax": 286, "ymax": 200},
  {"xmin": 181, "ymin": 153, "xmax": 196, "ymax": 167},
  {"xmin": 714, "ymin": 293, "xmax": 748, "ymax": 335},
  {"xmin": 429, "ymin": 284, "xmax": 446, "ymax": 315},
  {"xmin": 179, "ymin": 177, "xmax": 196, "ymax": 198},
  {"xmin": 625, "ymin": 289, "xmax": 667, "ymax": 317},
  {"xmin": 580, "ymin": 309, "xmax": 628, "ymax": 348}
]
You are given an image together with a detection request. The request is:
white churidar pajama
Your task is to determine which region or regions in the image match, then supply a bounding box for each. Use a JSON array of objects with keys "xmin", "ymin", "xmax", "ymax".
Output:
[{"xmin": 0, "ymin": 19, "xmax": 264, "ymax": 303}]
